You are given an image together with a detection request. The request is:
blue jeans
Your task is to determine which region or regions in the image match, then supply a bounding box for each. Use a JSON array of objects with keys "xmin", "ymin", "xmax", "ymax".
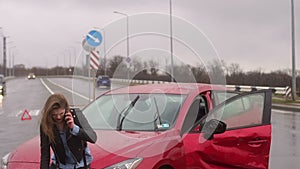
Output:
[{"xmin": 50, "ymin": 163, "xmax": 90, "ymax": 169}]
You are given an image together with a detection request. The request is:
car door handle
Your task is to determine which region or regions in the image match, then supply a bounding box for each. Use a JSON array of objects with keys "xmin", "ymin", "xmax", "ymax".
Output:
[{"xmin": 248, "ymin": 139, "xmax": 268, "ymax": 147}]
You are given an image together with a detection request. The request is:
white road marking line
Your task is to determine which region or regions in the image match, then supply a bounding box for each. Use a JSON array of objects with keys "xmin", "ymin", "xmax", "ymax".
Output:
[
  {"xmin": 40, "ymin": 78, "xmax": 54, "ymax": 94},
  {"xmin": 272, "ymin": 109, "xmax": 295, "ymax": 115},
  {"xmin": 14, "ymin": 109, "xmax": 40, "ymax": 117},
  {"xmin": 15, "ymin": 110, "xmax": 23, "ymax": 117},
  {"xmin": 46, "ymin": 78, "xmax": 91, "ymax": 101},
  {"xmin": 30, "ymin": 109, "xmax": 40, "ymax": 116}
]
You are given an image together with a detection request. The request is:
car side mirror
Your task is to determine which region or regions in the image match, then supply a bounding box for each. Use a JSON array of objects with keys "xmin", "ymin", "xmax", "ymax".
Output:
[{"xmin": 201, "ymin": 119, "xmax": 227, "ymax": 140}]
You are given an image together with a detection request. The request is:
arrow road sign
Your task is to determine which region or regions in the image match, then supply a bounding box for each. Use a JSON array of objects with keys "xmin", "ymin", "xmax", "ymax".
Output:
[{"xmin": 86, "ymin": 30, "xmax": 102, "ymax": 47}]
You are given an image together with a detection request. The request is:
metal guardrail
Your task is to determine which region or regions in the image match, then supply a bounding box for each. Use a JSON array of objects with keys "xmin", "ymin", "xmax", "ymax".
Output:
[
  {"xmin": 4, "ymin": 76, "xmax": 292, "ymax": 97},
  {"xmin": 225, "ymin": 85, "xmax": 291, "ymax": 96},
  {"xmin": 111, "ymin": 78, "xmax": 291, "ymax": 96}
]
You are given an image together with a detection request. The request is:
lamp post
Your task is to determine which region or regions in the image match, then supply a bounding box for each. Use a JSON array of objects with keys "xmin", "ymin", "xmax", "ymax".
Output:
[
  {"xmin": 102, "ymin": 29, "xmax": 107, "ymax": 76},
  {"xmin": 291, "ymin": 0, "xmax": 297, "ymax": 100},
  {"xmin": 113, "ymin": 11, "xmax": 130, "ymax": 80},
  {"xmin": 9, "ymin": 46, "xmax": 16, "ymax": 76},
  {"xmin": 169, "ymin": 0, "xmax": 174, "ymax": 82},
  {"xmin": 0, "ymin": 27, "xmax": 9, "ymax": 76},
  {"xmin": 2, "ymin": 36, "xmax": 7, "ymax": 76}
]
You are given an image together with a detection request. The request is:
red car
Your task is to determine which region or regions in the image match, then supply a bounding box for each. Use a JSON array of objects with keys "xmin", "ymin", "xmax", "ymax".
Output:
[{"xmin": 1, "ymin": 83, "xmax": 272, "ymax": 169}]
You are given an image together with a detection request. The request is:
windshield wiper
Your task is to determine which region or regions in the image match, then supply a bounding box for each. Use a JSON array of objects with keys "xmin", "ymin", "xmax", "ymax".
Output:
[
  {"xmin": 116, "ymin": 95, "xmax": 140, "ymax": 131},
  {"xmin": 153, "ymin": 97, "xmax": 162, "ymax": 131}
]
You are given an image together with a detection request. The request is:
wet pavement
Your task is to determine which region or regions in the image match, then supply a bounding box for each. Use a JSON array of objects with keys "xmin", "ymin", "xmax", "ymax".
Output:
[{"xmin": 270, "ymin": 109, "xmax": 300, "ymax": 168}]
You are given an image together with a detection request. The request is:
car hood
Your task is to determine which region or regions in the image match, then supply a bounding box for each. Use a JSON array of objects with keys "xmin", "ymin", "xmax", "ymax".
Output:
[
  {"xmin": 8, "ymin": 129, "xmax": 181, "ymax": 165},
  {"xmin": 8, "ymin": 136, "xmax": 40, "ymax": 163},
  {"xmin": 85, "ymin": 130, "xmax": 182, "ymax": 167}
]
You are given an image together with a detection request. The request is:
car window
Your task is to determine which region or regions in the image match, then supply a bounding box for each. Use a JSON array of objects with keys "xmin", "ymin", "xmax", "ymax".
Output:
[
  {"xmin": 181, "ymin": 94, "xmax": 209, "ymax": 135},
  {"xmin": 211, "ymin": 91, "xmax": 238, "ymax": 106},
  {"xmin": 98, "ymin": 76, "xmax": 110, "ymax": 80},
  {"xmin": 207, "ymin": 92, "xmax": 265, "ymax": 129},
  {"xmin": 83, "ymin": 94, "xmax": 187, "ymax": 131}
]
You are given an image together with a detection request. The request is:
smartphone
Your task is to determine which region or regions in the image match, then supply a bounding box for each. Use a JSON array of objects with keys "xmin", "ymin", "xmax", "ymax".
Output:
[{"xmin": 64, "ymin": 109, "xmax": 68, "ymax": 121}]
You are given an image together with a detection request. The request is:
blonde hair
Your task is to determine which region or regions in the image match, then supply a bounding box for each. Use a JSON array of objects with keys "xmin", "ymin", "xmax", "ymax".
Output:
[{"xmin": 40, "ymin": 93, "xmax": 69, "ymax": 143}]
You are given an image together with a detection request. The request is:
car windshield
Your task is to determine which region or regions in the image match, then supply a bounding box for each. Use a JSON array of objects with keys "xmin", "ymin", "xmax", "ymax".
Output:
[
  {"xmin": 101, "ymin": 76, "xmax": 109, "ymax": 80},
  {"xmin": 83, "ymin": 94, "xmax": 187, "ymax": 131}
]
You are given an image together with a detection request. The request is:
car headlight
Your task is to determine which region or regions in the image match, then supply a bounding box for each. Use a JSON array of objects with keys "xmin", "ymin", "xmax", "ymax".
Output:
[
  {"xmin": 0, "ymin": 86, "xmax": 3, "ymax": 90},
  {"xmin": 1, "ymin": 153, "xmax": 11, "ymax": 169},
  {"xmin": 103, "ymin": 157, "xmax": 143, "ymax": 169}
]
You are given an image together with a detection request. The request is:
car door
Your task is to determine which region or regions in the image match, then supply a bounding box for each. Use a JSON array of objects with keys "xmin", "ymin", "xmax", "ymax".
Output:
[{"xmin": 182, "ymin": 89, "xmax": 272, "ymax": 169}]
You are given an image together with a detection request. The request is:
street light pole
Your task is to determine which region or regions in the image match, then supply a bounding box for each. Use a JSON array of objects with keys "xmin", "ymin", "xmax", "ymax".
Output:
[
  {"xmin": 169, "ymin": 0, "xmax": 174, "ymax": 82},
  {"xmin": 291, "ymin": 0, "xmax": 297, "ymax": 100},
  {"xmin": 69, "ymin": 46, "xmax": 77, "ymax": 67},
  {"xmin": 3, "ymin": 36, "xmax": 7, "ymax": 77},
  {"xmin": 12, "ymin": 51, "xmax": 15, "ymax": 76},
  {"xmin": 102, "ymin": 29, "xmax": 107, "ymax": 76},
  {"xmin": 0, "ymin": 28, "xmax": 8, "ymax": 76},
  {"xmin": 9, "ymin": 46, "xmax": 16, "ymax": 76},
  {"xmin": 114, "ymin": 11, "xmax": 130, "ymax": 80}
]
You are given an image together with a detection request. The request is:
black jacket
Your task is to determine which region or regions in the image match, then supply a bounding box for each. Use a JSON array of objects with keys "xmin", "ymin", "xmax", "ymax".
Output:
[{"xmin": 40, "ymin": 108, "xmax": 97, "ymax": 169}]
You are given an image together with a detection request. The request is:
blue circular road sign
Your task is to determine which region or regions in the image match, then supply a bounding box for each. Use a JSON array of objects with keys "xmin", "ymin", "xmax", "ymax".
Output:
[
  {"xmin": 125, "ymin": 57, "xmax": 131, "ymax": 63},
  {"xmin": 86, "ymin": 30, "xmax": 102, "ymax": 47}
]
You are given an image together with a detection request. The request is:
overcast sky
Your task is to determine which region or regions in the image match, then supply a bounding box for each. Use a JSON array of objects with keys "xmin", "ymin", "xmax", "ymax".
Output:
[{"xmin": 0, "ymin": 0, "xmax": 299, "ymax": 73}]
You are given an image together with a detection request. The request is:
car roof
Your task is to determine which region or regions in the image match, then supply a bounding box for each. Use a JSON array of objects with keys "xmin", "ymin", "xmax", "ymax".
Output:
[
  {"xmin": 98, "ymin": 75, "xmax": 109, "ymax": 78},
  {"xmin": 106, "ymin": 83, "xmax": 227, "ymax": 95}
]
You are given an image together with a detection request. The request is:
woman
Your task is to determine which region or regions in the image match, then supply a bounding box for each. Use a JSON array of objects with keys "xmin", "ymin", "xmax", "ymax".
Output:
[{"xmin": 40, "ymin": 93, "xmax": 97, "ymax": 169}]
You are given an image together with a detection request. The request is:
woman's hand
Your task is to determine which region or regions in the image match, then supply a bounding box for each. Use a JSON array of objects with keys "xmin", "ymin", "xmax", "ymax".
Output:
[{"xmin": 64, "ymin": 110, "xmax": 74, "ymax": 129}]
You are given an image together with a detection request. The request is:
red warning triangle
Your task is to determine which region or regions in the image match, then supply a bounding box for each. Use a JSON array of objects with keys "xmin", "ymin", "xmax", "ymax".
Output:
[{"xmin": 21, "ymin": 109, "xmax": 32, "ymax": 120}]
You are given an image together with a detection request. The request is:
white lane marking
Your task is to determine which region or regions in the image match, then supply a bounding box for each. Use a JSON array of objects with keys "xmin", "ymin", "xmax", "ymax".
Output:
[
  {"xmin": 30, "ymin": 109, "xmax": 40, "ymax": 116},
  {"xmin": 273, "ymin": 109, "xmax": 296, "ymax": 115},
  {"xmin": 15, "ymin": 110, "xmax": 23, "ymax": 117},
  {"xmin": 40, "ymin": 78, "xmax": 54, "ymax": 94},
  {"xmin": 14, "ymin": 109, "xmax": 40, "ymax": 117},
  {"xmin": 46, "ymin": 78, "xmax": 91, "ymax": 101}
]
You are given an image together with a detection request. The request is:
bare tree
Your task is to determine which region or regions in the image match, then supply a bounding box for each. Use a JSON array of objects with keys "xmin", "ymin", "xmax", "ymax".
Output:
[
  {"xmin": 131, "ymin": 58, "xmax": 143, "ymax": 72},
  {"xmin": 107, "ymin": 55, "xmax": 127, "ymax": 78},
  {"xmin": 191, "ymin": 64, "xmax": 209, "ymax": 83},
  {"xmin": 148, "ymin": 60, "xmax": 159, "ymax": 76},
  {"xmin": 207, "ymin": 60, "xmax": 226, "ymax": 84},
  {"xmin": 228, "ymin": 63, "xmax": 243, "ymax": 76}
]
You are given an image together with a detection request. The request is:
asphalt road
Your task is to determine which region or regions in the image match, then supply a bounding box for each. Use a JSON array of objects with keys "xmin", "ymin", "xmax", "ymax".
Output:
[
  {"xmin": 269, "ymin": 109, "xmax": 300, "ymax": 168},
  {"xmin": 0, "ymin": 77, "xmax": 299, "ymax": 168}
]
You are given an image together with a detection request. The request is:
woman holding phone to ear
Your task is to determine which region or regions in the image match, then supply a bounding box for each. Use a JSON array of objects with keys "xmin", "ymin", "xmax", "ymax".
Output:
[{"xmin": 40, "ymin": 93, "xmax": 97, "ymax": 169}]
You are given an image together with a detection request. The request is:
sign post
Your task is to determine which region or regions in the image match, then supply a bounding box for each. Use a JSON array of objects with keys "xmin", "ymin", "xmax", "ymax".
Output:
[{"xmin": 82, "ymin": 29, "xmax": 103, "ymax": 101}]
